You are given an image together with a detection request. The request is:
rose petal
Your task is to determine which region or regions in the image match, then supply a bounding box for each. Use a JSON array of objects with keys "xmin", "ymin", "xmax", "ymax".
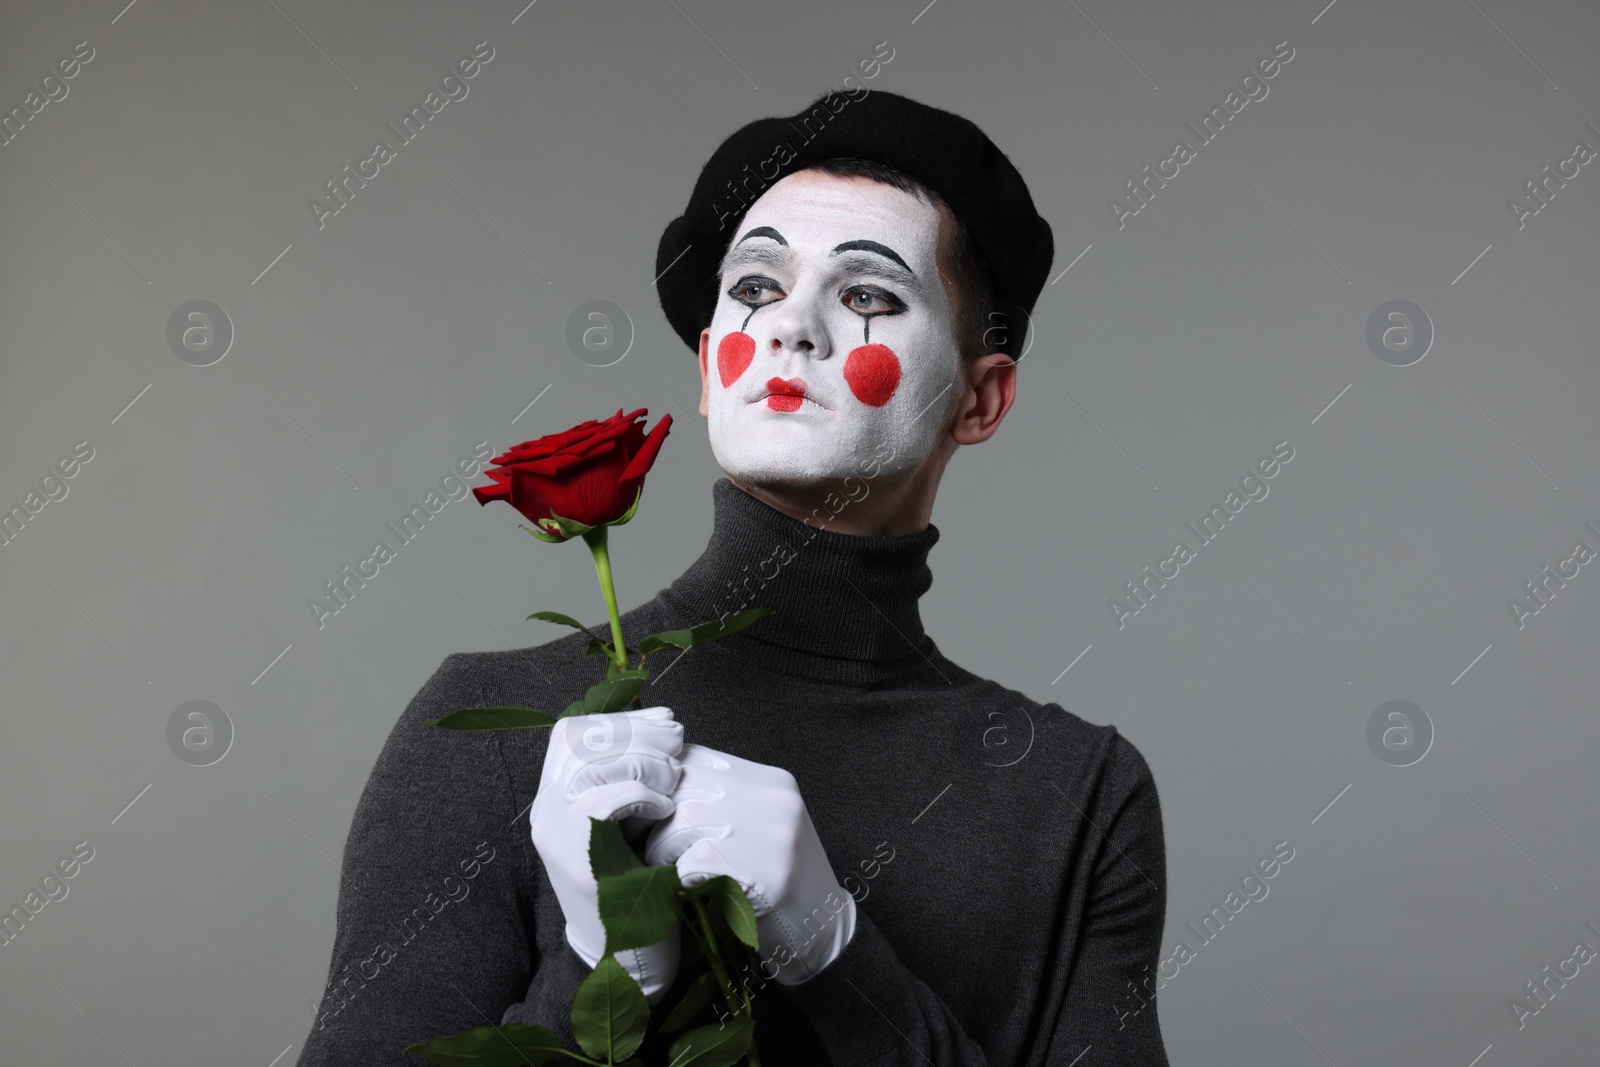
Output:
[{"xmin": 619, "ymin": 413, "xmax": 672, "ymax": 484}]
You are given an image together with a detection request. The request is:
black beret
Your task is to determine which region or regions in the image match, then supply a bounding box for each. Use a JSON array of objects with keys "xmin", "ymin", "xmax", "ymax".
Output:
[{"xmin": 654, "ymin": 89, "xmax": 1054, "ymax": 360}]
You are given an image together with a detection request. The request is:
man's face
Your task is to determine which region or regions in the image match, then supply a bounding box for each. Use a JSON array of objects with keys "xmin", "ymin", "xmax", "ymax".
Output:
[{"xmin": 697, "ymin": 169, "xmax": 964, "ymax": 488}]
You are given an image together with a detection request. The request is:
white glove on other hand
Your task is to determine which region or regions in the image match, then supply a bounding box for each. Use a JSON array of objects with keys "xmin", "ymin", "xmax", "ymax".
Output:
[
  {"xmin": 529, "ymin": 706, "xmax": 684, "ymax": 1003},
  {"xmin": 642, "ymin": 744, "xmax": 857, "ymax": 987}
]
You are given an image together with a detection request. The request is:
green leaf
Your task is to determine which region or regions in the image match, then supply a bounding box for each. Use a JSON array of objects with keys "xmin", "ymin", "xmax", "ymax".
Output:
[
  {"xmin": 636, "ymin": 630, "xmax": 694, "ymax": 657},
  {"xmin": 697, "ymin": 607, "xmax": 776, "ymax": 640},
  {"xmin": 692, "ymin": 607, "xmax": 775, "ymax": 641},
  {"xmin": 546, "ymin": 511, "xmax": 598, "ymax": 540},
  {"xmin": 688, "ymin": 876, "xmax": 760, "ymax": 951},
  {"xmin": 582, "ymin": 637, "xmax": 627, "ymax": 659},
  {"xmin": 557, "ymin": 666, "xmax": 653, "ymax": 719},
  {"xmin": 585, "ymin": 636, "xmax": 640, "ymax": 659},
  {"xmin": 598, "ymin": 865, "xmax": 681, "ymax": 953},
  {"xmin": 583, "ymin": 670, "xmax": 651, "ymax": 715},
  {"xmin": 428, "ymin": 706, "xmax": 558, "ymax": 731},
  {"xmin": 688, "ymin": 607, "xmax": 774, "ymax": 652},
  {"xmin": 528, "ymin": 611, "xmax": 609, "ymax": 646},
  {"xmin": 607, "ymin": 484, "xmax": 644, "ymax": 528},
  {"xmin": 588, "ymin": 816, "xmax": 644, "ymax": 880},
  {"xmin": 403, "ymin": 1021, "xmax": 570, "ymax": 1065},
  {"xmin": 639, "ymin": 609, "xmax": 776, "ymax": 657},
  {"xmin": 570, "ymin": 955, "xmax": 650, "ymax": 1063},
  {"xmin": 661, "ymin": 971, "xmax": 718, "ymax": 1033},
  {"xmin": 667, "ymin": 1016, "xmax": 754, "ymax": 1067},
  {"xmin": 521, "ymin": 523, "xmax": 567, "ymax": 544}
]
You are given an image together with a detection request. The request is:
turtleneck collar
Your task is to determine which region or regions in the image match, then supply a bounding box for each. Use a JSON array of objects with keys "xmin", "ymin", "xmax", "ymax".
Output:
[{"xmin": 656, "ymin": 477, "xmax": 944, "ymax": 688}]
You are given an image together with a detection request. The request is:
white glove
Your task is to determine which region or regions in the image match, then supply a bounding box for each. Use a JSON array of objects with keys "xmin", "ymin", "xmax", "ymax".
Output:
[
  {"xmin": 643, "ymin": 744, "xmax": 857, "ymax": 987},
  {"xmin": 529, "ymin": 706, "xmax": 685, "ymax": 1003}
]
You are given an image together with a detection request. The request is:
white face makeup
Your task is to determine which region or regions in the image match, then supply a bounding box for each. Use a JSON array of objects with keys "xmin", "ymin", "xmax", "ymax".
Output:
[{"xmin": 701, "ymin": 169, "xmax": 964, "ymax": 487}]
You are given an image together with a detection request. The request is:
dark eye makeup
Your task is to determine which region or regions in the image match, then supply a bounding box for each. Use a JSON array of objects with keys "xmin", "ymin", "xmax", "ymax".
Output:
[{"xmin": 726, "ymin": 276, "xmax": 907, "ymax": 320}]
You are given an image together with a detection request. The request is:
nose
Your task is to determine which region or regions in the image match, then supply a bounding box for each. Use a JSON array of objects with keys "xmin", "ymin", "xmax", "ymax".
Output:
[{"xmin": 761, "ymin": 282, "xmax": 832, "ymax": 364}]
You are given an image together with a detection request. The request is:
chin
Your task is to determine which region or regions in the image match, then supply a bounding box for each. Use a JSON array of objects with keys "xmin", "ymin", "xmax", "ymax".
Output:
[
  {"xmin": 716, "ymin": 454, "xmax": 850, "ymax": 488},
  {"xmin": 711, "ymin": 412, "xmax": 827, "ymax": 479},
  {"xmin": 708, "ymin": 406, "xmax": 932, "ymax": 486}
]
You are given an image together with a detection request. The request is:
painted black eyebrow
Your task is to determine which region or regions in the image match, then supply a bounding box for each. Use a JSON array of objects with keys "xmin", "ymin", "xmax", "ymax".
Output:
[
  {"xmin": 717, "ymin": 229, "xmax": 921, "ymax": 292},
  {"xmin": 830, "ymin": 239, "xmax": 913, "ymax": 277},
  {"xmin": 718, "ymin": 227, "xmax": 787, "ymax": 279},
  {"xmin": 736, "ymin": 225, "xmax": 787, "ymax": 247}
]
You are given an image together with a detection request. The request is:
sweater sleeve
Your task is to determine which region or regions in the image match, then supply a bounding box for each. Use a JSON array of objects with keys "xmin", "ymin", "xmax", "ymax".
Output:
[
  {"xmin": 780, "ymin": 731, "xmax": 1171, "ymax": 1067},
  {"xmin": 1039, "ymin": 732, "xmax": 1171, "ymax": 1066},
  {"xmin": 294, "ymin": 654, "xmax": 544, "ymax": 1066},
  {"xmin": 780, "ymin": 907, "xmax": 993, "ymax": 1064}
]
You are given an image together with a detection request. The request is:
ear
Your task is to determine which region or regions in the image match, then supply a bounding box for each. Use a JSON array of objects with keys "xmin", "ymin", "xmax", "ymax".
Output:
[
  {"xmin": 950, "ymin": 353, "xmax": 1016, "ymax": 446},
  {"xmin": 697, "ymin": 329, "xmax": 712, "ymax": 417}
]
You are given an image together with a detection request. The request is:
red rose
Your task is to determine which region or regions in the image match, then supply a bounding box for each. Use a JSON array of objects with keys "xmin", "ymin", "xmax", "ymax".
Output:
[{"xmin": 472, "ymin": 408, "xmax": 672, "ymax": 541}]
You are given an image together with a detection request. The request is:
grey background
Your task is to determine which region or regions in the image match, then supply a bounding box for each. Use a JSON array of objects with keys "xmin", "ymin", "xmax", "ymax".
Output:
[{"xmin": 1, "ymin": 0, "xmax": 1596, "ymax": 1063}]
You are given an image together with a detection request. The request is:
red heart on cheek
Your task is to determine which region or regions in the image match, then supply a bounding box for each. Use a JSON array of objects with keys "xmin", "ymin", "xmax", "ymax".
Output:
[
  {"xmin": 717, "ymin": 332, "xmax": 755, "ymax": 388},
  {"xmin": 843, "ymin": 344, "xmax": 901, "ymax": 407}
]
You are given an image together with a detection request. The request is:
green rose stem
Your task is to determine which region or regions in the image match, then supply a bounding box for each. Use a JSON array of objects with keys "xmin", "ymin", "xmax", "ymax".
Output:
[
  {"xmin": 688, "ymin": 894, "xmax": 762, "ymax": 1066},
  {"xmin": 581, "ymin": 526, "xmax": 629, "ymax": 678},
  {"xmin": 580, "ymin": 515, "xmax": 764, "ymax": 1062}
]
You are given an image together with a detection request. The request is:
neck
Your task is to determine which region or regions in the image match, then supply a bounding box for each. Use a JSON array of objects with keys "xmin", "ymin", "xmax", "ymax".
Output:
[{"xmin": 658, "ymin": 478, "xmax": 944, "ymax": 687}]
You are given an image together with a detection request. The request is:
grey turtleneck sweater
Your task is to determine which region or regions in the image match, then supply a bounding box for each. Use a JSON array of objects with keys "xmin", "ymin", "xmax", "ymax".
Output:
[{"xmin": 295, "ymin": 478, "xmax": 1170, "ymax": 1066}]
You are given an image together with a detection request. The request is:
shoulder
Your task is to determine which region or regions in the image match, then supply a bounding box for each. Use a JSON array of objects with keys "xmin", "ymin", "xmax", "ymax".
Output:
[
  {"xmin": 366, "ymin": 652, "xmax": 502, "ymax": 783},
  {"xmin": 434, "ymin": 634, "xmax": 590, "ymax": 714},
  {"xmin": 411, "ymin": 650, "xmax": 486, "ymax": 714},
  {"xmin": 366, "ymin": 632, "xmax": 587, "ymax": 793},
  {"xmin": 945, "ymin": 660, "xmax": 1150, "ymax": 772},
  {"xmin": 941, "ymin": 658, "xmax": 1163, "ymax": 818},
  {"xmin": 343, "ymin": 653, "xmax": 522, "ymax": 858}
]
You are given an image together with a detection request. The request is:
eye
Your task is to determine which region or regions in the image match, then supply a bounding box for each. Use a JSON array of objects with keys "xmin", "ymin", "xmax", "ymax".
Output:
[
  {"xmin": 728, "ymin": 276, "xmax": 784, "ymax": 309},
  {"xmin": 843, "ymin": 286, "xmax": 905, "ymax": 317}
]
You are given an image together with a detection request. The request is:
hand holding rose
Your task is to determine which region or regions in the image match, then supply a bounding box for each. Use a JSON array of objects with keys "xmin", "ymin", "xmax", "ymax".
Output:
[
  {"xmin": 529, "ymin": 706, "xmax": 685, "ymax": 1002},
  {"xmin": 420, "ymin": 409, "xmax": 799, "ymax": 1061},
  {"xmin": 644, "ymin": 744, "xmax": 857, "ymax": 986}
]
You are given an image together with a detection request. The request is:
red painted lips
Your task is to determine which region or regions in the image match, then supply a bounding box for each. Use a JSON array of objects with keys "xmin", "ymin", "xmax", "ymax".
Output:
[{"xmin": 764, "ymin": 376, "xmax": 807, "ymax": 412}]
